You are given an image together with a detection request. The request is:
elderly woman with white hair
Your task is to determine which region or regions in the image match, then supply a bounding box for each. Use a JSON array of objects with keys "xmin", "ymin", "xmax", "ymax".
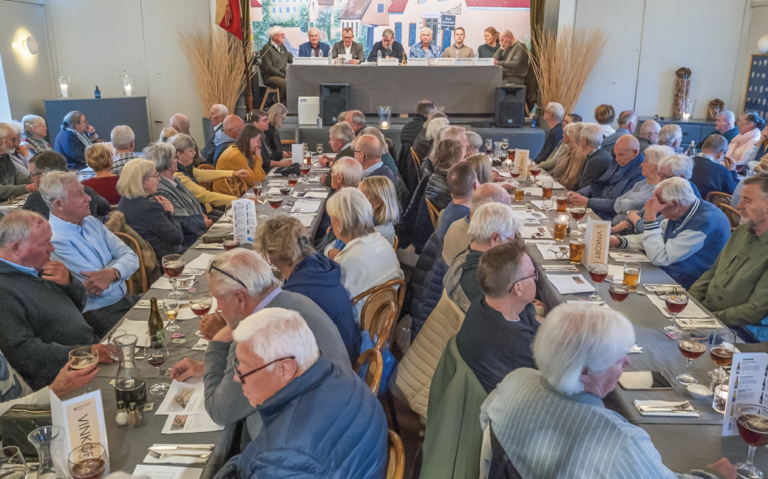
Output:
[
  {"xmin": 0, "ymin": 123, "xmax": 34, "ymax": 201},
  {"xmin": 144, "ymin": 143, "xmax": 210, "ymax": 248},
  {"xmin": 4, "ymin": 122, "xmax": 33, "ymax": 176},
  {"xmin": 325, "ymin": 187, "xmax": 403, "ymax": 323},
  {"xmin": 729, "ymin": 110, "xmax": 766, "ymax": 166},
  {"xmin": 20, "ymin": 115, "xmax": 50, "ymax": 155},
  {"xmin": 480, "ymin": 303, "xmax": 736, "ymax": 479},
  {"xmin": 551, "ymin": 122, "xmax": 585, "ymax": 187},
  {"xmin": 609, "ymin": 177, "xmax": 731, "ymax": 289},
  {"xmin": 611, "ymin": 145, "xmax": 674, "ymax": 223},
  {"xmin": 410, "ymin": 27, "xmax": 442, "ymax": 59},
  {"xmin": 658, "ymin": 124, "xmax": 683, "ymax": 151},
  {"xmin": 53, "ymin": 111, "xmax": 97, "ymax": 170}
]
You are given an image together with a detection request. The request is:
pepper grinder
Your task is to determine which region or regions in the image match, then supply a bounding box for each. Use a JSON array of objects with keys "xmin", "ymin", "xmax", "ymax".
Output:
[{"xmin": 127, "ymin": 402, "xmax": 143, "ymax": 428}]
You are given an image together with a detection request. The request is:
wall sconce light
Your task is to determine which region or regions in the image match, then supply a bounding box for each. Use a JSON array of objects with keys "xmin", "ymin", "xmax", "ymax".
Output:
[
  {"xmin": 758, "ymin": 35, "xmax": 768, "ymax": 54},
  {"xmin": 23, "ymin": 36, "xmax": 38, "ymax": 55},
  {"xmin": 121, "ymin": 75, "xmax": 135, "ymax": 96},
  {"xmin": 58, "ymin": 76, "xmax": 71, "ymax": 98}
]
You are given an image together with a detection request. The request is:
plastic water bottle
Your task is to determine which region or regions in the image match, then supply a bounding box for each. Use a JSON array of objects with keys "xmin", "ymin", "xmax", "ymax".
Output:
[{"xmin": 377, "ymin": 51, "xmax": 382, "ymax": 62}]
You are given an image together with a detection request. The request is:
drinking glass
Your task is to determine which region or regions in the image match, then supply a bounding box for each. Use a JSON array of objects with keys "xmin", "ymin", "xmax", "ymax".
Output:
[
  {"xmin": 316, "ymin": 143, "xmax": 323, "ymax": 155},
  {"xmin": 268, "ymin": 195, "xmax": 283, "ymax": 216},
  {"xmin": 106, "ymin": 329, "xmax": 127, "ymax": 361},
  {"xmin": 223, "ymin": 237, "xmax": 240, "ymax": 251},
  {"xmin": 570, "ymin": 206, "xmax": 586, "ymax": 228},
  {"xmin": 569, "ymin": 235, "xmax": 584, "ymax": 265},
  {"xmin": 253, "ymin": 182, "xmax": 263, "ymax": 197},
  {"xmin": 164, "ymin": 295, "xmax": 180, "ymax": 332},
  {"xmin": 623, "ymin": 262, "xmax": 641, "ymax": 291},
  {"xmin": 708, "ymin": 329, "xmax": 735, "ymax": 381},
  {"xmin": 542, "ymin": 180, "xmax": 553, "ymax": 200},
  {"xmin": 530, "ymin": 166, "xmax": 542, "ymax": 184},
  {"xmin": 146, "ymin": 334, "xmax": 170, "ymax": 395},
  {"xmin": 663, "ymin": 291, "xmax": 689, "ymax": 334},
  {"xmin": 736, "ymin": 404, "xmax": 768, "ymax": 479},
  {"xmin": 68, "ymin": 443, "xmax": 108, "ymax": 479},
  {"xmin": 510, "ymin": 167, "xmax": 520, "ymax": 179},
  {"xmin": 587, "ymin": 263, "xmax": 609, "ymax": 301},
  {"xmin": 556, "ymin": 196, "xmax": 568, "ymax": 214},
  {"xmin": 190, "ymin": 292, "xmax": 212, "ymax": 318},
  {"xmin": 0, "ymin": 446, "xmax": 28, "ymax": 479},
  {"xmin": 542, "ymin": 198, "xmax": 553, "ymax": 216},
  {"xmin": 500, "ymin": 137, "xmax": 509, "ymax": 150},
  {"xmin": 676, "ymin": 328, "xmax": 708, "ymax": 385},
  {"xmin": 69, "ymin": 346, "xmax": 98, "ymax": 370},
  {"xmin": 608, "ymin": 280, "xmax": 630, "ymax": 308},
  {"xmin": 162, "ymin": 254, "xmax": 186, "ymax": 300},
  {"xmin": 485, "ymin": 138, "xmax": 493, "ymax": 154}
]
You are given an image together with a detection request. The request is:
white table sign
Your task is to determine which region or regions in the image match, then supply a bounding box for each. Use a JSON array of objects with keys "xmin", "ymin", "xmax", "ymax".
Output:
[
  {"xmin": 583, "ymin": 216, "xmax": 610, "ymax": 268},
  {"xmin": 723, "ymin": 353, "xmax": 768, "ymax": 436},
  {"xmin": 475, "ymin": 58, "xmax": 495, "ymax": 66},
  {"xmin": 51, "ymin": 389, "xmax": 111, "ymax": 475},
  {"xmin": 377, "ymin": 58, "xmax": 399, "ymax": 66},
  {"xmin": 232, "ymin": 198, "xmax": 257, "ymax": 244},
  {"xmin": 408, "ymin": 58, "xmax": 428, "ymax": 66},
  {"xmin": 455, "ymin": 58, "xmax": 475, "ymax": 66},
  {"xmin": 434, "ymin": 58, "xmax": 455, "ymax": 66}
]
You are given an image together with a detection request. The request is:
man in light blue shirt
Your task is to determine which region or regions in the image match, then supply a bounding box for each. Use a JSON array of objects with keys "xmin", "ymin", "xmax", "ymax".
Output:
[
  {"xmin": 409, "ymin": 28, "xmax": 442, "ymax": 59},
  {"xmin": 41, "ymin": 171, "xmax": 139, "ymax": 337}
]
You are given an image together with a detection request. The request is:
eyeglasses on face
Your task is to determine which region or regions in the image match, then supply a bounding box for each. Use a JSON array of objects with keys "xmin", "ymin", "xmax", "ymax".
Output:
[
  {"xmin": 508, "ymin": 270, "xmax": 540, "ymax": 293},
  {"xmin": 234, "ymin": 356, "xmax": 295, "ymax": 383},
  {"xmin": 208, "ymin": 262, "xmax": 249, "ymax": 290}
]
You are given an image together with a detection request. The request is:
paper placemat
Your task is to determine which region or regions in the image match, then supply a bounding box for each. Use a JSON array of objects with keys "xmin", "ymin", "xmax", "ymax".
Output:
[{"xmin": 646, "ymin": 293, "xmax": 710, "ymax": 319}]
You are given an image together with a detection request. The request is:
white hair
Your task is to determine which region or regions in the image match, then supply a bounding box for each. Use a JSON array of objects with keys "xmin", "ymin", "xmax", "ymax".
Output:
[
  {"xmin": 639, "ymin": 120, "xmax": 660, "ymax": 137},
  {"xmin": 658, "ymin": 154, "xmax": 693, "ymax": 179},
  {"xmin": 534, "ymin": 304, "xmax": 635, "ymax": 395},
  {"xmin": 468, "ymin": 203, "xmax": 522, "ymax": 243},
  {"xmin": 21, "ymin": 115, "xmax": 45, "ymax": 139},
  {"xmin": 39, "ymin": 170, "xmax": 80, "ymax": 210},
  {"xmin": 643, "ymin": 145, "xmax": 674, "ymax": 165},
  {"xmin": 268, "ymin": 26, "xmax": 283, "ymax": 40},
  {"xmin": 656, "ymin": 177, "xmax": 696, "ymax": 207},
  {"xmin": 208, "ymin": 249, "xmax": 276, "ymax": 298},
  {"xmin": 658, "ymin": 124, "xmax": 682, "ymax": 148},
  {"xmin": 329, "ymin": 122, "xmax": 355, "ymax": 144},
  {"xmin": 325, "ymin": 187, "xmax": 375, "ymax": 238},
  {"xmin": 719, "ymin": 110, "xmax": 736, "ymax": 126},
  {"xmin": 111, "ymin": 125, "xmax": 135, "ymax": 150},
  {"xmin": 419, "ymin": 27, "xmax": 433, "ymax": 37},
  {"xmin": 331, "ymin": 156, "xmax": 362, "ymax": 187},
  {"xmin": 0, "ymin": 210, "xmax": 45, "ymax": 249},
  {"xmin": 580, "ymin": 123, "xmax": 603, "ymax": 148},
  {"xmin": 143, "ymin": 143, "xmax": 176, "ymax": 173},
  {"xmin": 0, "ymin": 122, "xmax": 14, "ymax": 141},
  {"xmin": 211, "ymin": 104, "xmax": 229, "ymax": 116},
  {"xmin": 442, "ymin": 126, "xmax": 467, "ymax": 142},
  {"xmin": 546, "ymin": 102, "xmax": 565, "ymax": 121},
  {"xmin": 233, "ymin": 308, "xmax": 320, "ymax": 372},
  {"xmin": 425, "ymin": 118, "xmax": 449, "ymax": 142},
  {"xmin": 466, "ymin": 131, "xmax": 483, "ymax": 151}
]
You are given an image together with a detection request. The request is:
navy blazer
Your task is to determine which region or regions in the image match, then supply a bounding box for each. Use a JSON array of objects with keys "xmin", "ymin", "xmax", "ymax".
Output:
[
  {"xmin": 53, "ymin": 129, "xmax": 87, "ymax": 170},
  {"xmin": 367, "ymin": 40, "xmax": 405, "ymax": 62},
  {"xmin": 691, "ymin": 155, "xmax": 740, "ymax": 200},
  {"xmin": 298, "ymin": 41, "xmax": 330, "ymax": 57}
]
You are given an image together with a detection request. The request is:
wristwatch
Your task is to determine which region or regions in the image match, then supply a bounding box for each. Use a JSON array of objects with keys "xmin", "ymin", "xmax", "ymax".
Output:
[{"xmin": 113, "ymin": 268, "xmax": 122, "ymax": 281}]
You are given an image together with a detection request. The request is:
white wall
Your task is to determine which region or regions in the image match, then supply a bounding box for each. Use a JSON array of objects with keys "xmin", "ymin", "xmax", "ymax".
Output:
[
  {"xmin": 46, "ymin": 0, "xmax": 212, "ymax": 145},
  {"xmin": 559, "ymin": 0, "xmax": 749, "ymax": 123}
]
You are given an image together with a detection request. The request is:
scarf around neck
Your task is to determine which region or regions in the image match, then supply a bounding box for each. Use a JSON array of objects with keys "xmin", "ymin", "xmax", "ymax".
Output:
[
  {"xmin": 24, "ymin": 136, "xmax": 50, "ymax": 154},
  {"xmin": 65, "ymin": 128, "xmax": 92, "ymax": 148}
]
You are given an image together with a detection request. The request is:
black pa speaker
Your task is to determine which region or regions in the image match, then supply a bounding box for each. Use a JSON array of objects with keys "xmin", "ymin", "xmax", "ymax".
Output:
[
  {"xmin": 494, "ymin": 85, "xmax": 526, "ymax": 128},
  {"xmin": 320, "ymin": 83, "xmax": 350, "ymax": 125}
]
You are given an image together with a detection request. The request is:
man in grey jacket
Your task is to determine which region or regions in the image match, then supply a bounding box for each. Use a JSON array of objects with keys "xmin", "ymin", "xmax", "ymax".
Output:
[
  {"xmin": 493, "ymin": 29, "xmax": 529, "ymax": 85},
  {"xmin": 170, "ymin": 249, "xmax": 349, "ymax": 440}
]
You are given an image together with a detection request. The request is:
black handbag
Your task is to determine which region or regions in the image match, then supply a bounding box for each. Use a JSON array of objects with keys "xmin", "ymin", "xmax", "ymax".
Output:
[{"xmin": 0, "ymin": 404, "xmax": 52, "ymax": 460}]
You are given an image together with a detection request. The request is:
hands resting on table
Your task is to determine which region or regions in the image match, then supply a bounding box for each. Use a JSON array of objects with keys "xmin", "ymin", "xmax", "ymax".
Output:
[{"xmin": 170, "ymin": 311, "xmax": 229, "ymax": 382}]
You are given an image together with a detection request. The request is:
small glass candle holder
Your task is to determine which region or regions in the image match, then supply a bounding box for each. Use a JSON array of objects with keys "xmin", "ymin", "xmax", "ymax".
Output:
[
  {"xmin": 713, "ymin": 384, "xmax": 728, "ymax": 414},
  {"xmin": 58, "ymin": 76, "xmax": 71, "ymax": 98},
  {"xmin": 378, "ymin": 106, "xmax": 391, "ymax": 130},
  {"xmin": 121, "ymin": 74, "xmax": 135, "ymax": 97}
]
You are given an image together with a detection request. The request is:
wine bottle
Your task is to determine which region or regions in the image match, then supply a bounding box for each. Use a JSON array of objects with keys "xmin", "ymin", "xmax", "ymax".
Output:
[{"xmin": 148, "ymin": 297, "xmax": 164, "ymax": 339}]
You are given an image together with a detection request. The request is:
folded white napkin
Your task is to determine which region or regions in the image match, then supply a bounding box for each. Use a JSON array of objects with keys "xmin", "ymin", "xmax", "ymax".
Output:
[
  {"xmin": 634, "ymin": 400, "xmax": 699, "ymax": 417},
  {"xmin": 142, "ymin": 444, "xmax": 213, "ymax": 465}
]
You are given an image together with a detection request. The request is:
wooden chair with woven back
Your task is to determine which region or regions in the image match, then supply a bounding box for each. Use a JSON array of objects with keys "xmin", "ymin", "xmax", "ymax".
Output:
[
  {"xmin": 195, "ymin": 164, "xmax": 215, "ymax": 192},
  {"xmin": 706, "ymin": 191, "xmax": 732, "ymax": 208},
  {"xmin": 223, "ymin": 176, "xmax": 249, "ymax": 197},
  {"xmin": 351, "ymin": 279, "xmax": 407, "ymax": 340},
  {"xmin": 410, "ymin": 148, "xmax": 422, "ymax": 182},
  {"xmin": 717, "ymin": 204, "xmax": 741, "ymax": 232},
  {"xmin": 354, "ymin": 348, "xmax": 383, "ymax": 395},
  {"xmin": 114, "ymin": 232, "xmax": 149, "ymax": 294},
  {"xmin": 386, "ymin": 430, "xmax": 405, "ymax": 479},
  {"xmin": 425, "ymin": 197, "xmax": 440, "ymax": 230}
]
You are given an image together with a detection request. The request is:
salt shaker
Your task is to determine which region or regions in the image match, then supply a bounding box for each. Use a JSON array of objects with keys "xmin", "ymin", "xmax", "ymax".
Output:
[
  {"xmin": 115, "ymin": 400, "xmax": 128, "ymax": 426},
  {"xmin": 127, "ymin": 402, "xmax": 143, "ymax": 428}
]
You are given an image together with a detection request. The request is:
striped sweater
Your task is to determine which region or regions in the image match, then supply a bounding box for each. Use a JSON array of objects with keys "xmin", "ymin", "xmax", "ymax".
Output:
[{"xmin": 480, "ymin": 368, "xmax": 722, "ymax": 479}]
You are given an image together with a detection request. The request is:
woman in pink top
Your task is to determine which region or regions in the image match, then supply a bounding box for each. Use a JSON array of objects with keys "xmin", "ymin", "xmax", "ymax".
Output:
[{"xmin": 729, "ymin": 110, "xmax": 765, "ymax": 165}]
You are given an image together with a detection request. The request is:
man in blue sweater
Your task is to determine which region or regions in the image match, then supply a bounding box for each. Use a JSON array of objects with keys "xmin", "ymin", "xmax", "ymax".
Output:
[
  {"xmin": 610, "ymin": 177, "xmax": 730, "ymax": 289},
  {"xmin": 691, "ymin": 134, "xmax": 740, "ymax": 200}
]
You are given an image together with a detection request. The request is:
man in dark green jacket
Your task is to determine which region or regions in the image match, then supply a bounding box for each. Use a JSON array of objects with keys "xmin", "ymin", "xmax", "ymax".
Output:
[{"xmin": 260, "ymin": 26, "xmax": 293, "ymax": 104}]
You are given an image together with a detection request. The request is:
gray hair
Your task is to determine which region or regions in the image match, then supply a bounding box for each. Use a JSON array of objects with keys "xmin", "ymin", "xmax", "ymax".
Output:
[
  {"xmin": 569, "ymin": 122, "xmax": 585, "ymax": 144},
  {"xmin": 719, "ymin": 110, "xmax": 736, "ymax": 126},
  {"xmin": 39, "ymin": 171, "xmax": 80, "ymax": 210},
  {"xmin": 170, "ymin": 133, "xmax": 196, "ymax": 155},
  {"xmin": 329, "ymin": 122, "xmax": 355, "ymax": 144},
  {"xmin": 639, "ymin": 119, "xmax": 660, "ymax": 137},
  {"xmin": 0, "ymin": 123, "xmax": 12, "ymax": 141},
  {"xmin": 656, "ymin": 177, "xmax": 696, "ymax": 207},
  {"xmin": 268, "ymin": 26, "xmax": 283, "ymax": 40},
  {"xmin": 658, "ymin": 124, "xmax": 682, "ymax": 148},
  {"xmin": 331, "ymin": 156, "xmax": 362, "ymax": 187},
  {"xmin": 7, "ymin": 122, "xmax": 22, "ymax": 136},
  {"xmin": 658, "ymin": 154, "xmax": 693, "ymax": 179},
  {"xmin": 466, "ymin": 131, "xmax": 483, "ymax": 152},
  {"xmin": 545, "ymin": 102, "xmax": 565, "ymax": 121},
  {"xmin": 701, "ymin": 134, "xmax": 728, "ymax": 155},
  {"xmin": 61, "ymin": 111, "xmax": 84, "ymax": 131},
  {"xmin": 143, "ymin": 143, "xmax": 176, "ymax": 173},
  {"xmin": 348, "ymin": 110, "xmax": 366, "ymax": 126},
  {"xmin": 21, "ymin": 115, "xmax": 45, "ymax": 139},
  {"xmin": 208, "ymin": 249, "xmax": 276, "ymax": 298},
  {"xmin": 534, "ymin": 304, "xmax": 635, "ymax": 395},
  {"xmin": 0, "ymin": 210, "xmax": 45, "ymax": 249},
  {"xmin": 643, "ymin": 145, "xmax": 674, "ymax": 165},
  {"xmin": 111, "ymin": 125, "xmax": 135, "ymax": 150},
  {"xmin": 382, "ymin": 28, "xmax": 394, "ymax": 38},
  {"xmin": 617, "ymin": 110, "xmax": 637, "ymax": 127},
  {"xmin": 580, "ymin": 123, "xmax": 603, "ymax": 148},
  {"xmin": 425, "ymin": 118, "xmax": 449, "ymax": 141},
  {"xmin": 232, "ymin": 307, "xmax": 319, "ymax": 373},
  {"xmin": 325, "ymin": 187, "xmax": 375, "ymax": 239},
  {"xmin": 468, "ymin": 203, "xmax": 522, "ymax": 244},
  {"xmin": 211, "ymin": 104, "xmax": 229, "ymax": 116},
  {"xmin": 442, "ymin": 126, "xmax": 467, "ymax": 142},
  {"xmin": 419, "ymin": 27, "xmax": 433, "ymax": 37}
]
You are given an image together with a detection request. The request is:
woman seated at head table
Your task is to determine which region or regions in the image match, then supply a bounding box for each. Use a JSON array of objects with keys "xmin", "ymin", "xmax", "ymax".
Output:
[
  {"xmin": 20, "ymin": 115, "xmax": 51, "ymax": 155},
  {"xmin": 53, "ymin": 110, "xmax": 98, "ymax": 170},
  {"xmin": 359, "ymin": 175, "xmax": 399, "ymax": 246},
  {"xmin": 81, "ymin": 143, "xmax": 121, "ymax": 205},
  {"xmin": 117, "ymin": 158, "xmax": 184, "ymax": 262},
  {"xmin": 254, "ymin": 215, "xmax": 360, "ymax": 363},
  {"xmin": 245, "ymin": 108, "xmax": 292, "ymax": 172},
  {"xmin": 477, "ymin": 26, "xmax": 501, "ymax": 58},
  {"xmin": 213, "ymin": 124, "xmax": 266, "ymax": 194}
]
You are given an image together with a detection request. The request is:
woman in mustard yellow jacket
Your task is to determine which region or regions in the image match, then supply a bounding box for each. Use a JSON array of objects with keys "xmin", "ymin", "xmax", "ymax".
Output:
[{"xmin": 213, "ymin": 124, "xmax": 266, "ymax": 194}]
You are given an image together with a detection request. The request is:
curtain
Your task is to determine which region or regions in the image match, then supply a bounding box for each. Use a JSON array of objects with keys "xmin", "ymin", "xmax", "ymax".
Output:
[{"xmin": 526, "ymin": 0, "xmax": 546, "ymax": 110}]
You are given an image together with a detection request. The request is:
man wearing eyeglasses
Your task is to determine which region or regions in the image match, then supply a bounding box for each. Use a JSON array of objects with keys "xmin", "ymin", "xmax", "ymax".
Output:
[
  {"xmin": 169, "ymin": 249, "xmax": 349, "ymax": 440},
  {"xmin": 214, "ymin": 308, "xmax": 387, "ymax": 479},
  {"xmin": 455, "ymin": 240, "xmax": 542, "ymax": 394}
]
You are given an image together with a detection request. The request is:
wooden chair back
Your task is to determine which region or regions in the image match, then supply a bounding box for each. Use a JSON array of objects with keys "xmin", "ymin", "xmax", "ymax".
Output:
[
  {"xmin": 224, "ymin": 177, "xmax": 248, "ymax": 197},
  {"xmin": 354, "ymin": 348, "xmax": 383, "ymax": 395},
  {"xmin": 196, "ymin": 164, "xmax": 215, "ymax": 192},
  {"xmin": 260, "ymin": 87, "xmax": 280, "ymax": 110},
  {"xmin": 425, "ymin": 197, "xmax": 439, "ymax": 229},
  {"xmin": 718, "ymin": 204, "xmax": 741, "ymax": 231},
  {"xmin": 410, "ymin": 148, "xmax": 421, "ymax": 182},
  {"xmin": 351, "ymin": 279, "xmax": 407, "ymax": 332},
  {"xmin": 365, "ymin": 300, "xmax": 397, "ymax": 352},
  {"xmin": 706, "ymin": 191, "xmax": 732, "ymax": 208},
  {"xmin": 114, "ymin": 232, "xmax": 148, "ymax": 294},
  {"xmin": 386, "ymin": 430, "xmax": 405, "ymax": 479},
  {"xmin": 392, "ymin": 235, "xmax": 399, "ymax": 251}
]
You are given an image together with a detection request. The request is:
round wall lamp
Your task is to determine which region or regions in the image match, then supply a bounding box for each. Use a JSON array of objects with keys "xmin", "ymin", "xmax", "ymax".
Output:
[{"xmin": 22, "ymin": 36, "xmax": 38, "ymax": 55}]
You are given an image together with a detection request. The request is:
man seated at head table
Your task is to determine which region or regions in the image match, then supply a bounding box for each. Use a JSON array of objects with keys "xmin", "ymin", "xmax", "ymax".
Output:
[
  {"xmin": 212, "ymin": 308, "xmax": 387, "ymax": 479},
  {"xmin": 480, "ymin": 303, "xmax": 736, "ymax": 479},
  {"xmin": 0, "ymin": 210, "xmax": 113, "ymax": 391},
  {"xmin": 410, "ymin": 28, "xmax": 443, "ymax": 59},
  {"xmin": 259, "ymin": 26, "xmax": 293, "ymax": 102},
  {"xmin": 533, "ymin": 102, "xmax": 565, "ymax": 164},
  {"xmin": 493, "ymin": 29, "xmax": 529, "ymax": 85},
  {"xmin": 40, "ymin": 171, "xmax": 140, "ymax": 338},
  {"xmin": 637, "ymin": 119, "xmax": 661, "ymax": 153},
  {"xmin": 568, "ymin": 135, "xmax": 645, "ymax": 220},
  {"xmin": 456, "ymin": 239, "xmax": 541, "ymax": 394},
  {"xmin": 442, "ymin": 27, "xmax": 474, "ymax": 58},
  {"xmin": 0, "ymin": 123, "xmax": 34, "ymax": 202},
  {"xmin": 169, "ymin": 249, "xmax": 349, "ymax": 440},
  {"xmin": 331, "ymin": 27, "xmax": 365, "ymax": 64},
  {"xmin": 298, "ymin": 27, "xmax": 331, "ymax": 57},
  {"xmin": 367, "ymin": 28, "xmax": 404, "ymax": 62},
  {"xmin": 689, "ymin": 173, "xmax": 768, "ymax": 343},
  {"xmin": 609, "ymin": 177, "xmax": 730, "ymax": 289}
]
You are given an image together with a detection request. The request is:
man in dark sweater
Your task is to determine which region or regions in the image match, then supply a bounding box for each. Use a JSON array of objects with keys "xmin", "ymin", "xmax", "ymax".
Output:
[
  {"xmin": 698, "ymin": 110, "xmax": 740, "ymax": 148},
  {"xmin": 455, "ymin": 240, "xmax": 540, "ymax": 394},
  {"xmin": 0, "ymin": 124, "xmax": 34, "ymax": 200},
  {"xmin": 259, "ymin": 26, "xmax": 293, "ymax": 104},
  {"xmin": 0, "ymin": 210, "xmax": 112, "ymax": 390},
  {"xmin": 691, "ymin": 134, "xmax": 740, "ymax": 200},
  {"xmin": 533, "ymin": 103, "xmax": 564, "ymax": 163},
  {"xmin": 398, "ymin": 100, "xmax": 433, "ymax": 174},
  {"xmin": 573, "ymin": 123, "xmax": 613, "ymax": 191}
]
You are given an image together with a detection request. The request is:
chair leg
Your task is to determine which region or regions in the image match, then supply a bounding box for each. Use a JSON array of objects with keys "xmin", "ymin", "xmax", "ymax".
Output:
[
  {"xmin": 387, "ymin": 391, "xmax": 400, "ymax": 435},
  {"xmin": 259, "ymin": 91, "xmax": 268, "ymax": 110},
  {"xmin": 276, "ymin": 89, "xmax": 280, "ymax": 104}
]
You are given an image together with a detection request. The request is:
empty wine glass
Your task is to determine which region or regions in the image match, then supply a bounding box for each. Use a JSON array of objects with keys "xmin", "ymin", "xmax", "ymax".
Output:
[
  {"xmin": 164, "ymin": 295, "xmax": 180, "ymax": 332},
  {"xmin": 68, "ymin": 443, "xmax": 108, "ymax": 479},
  {"xmin": 146, "ymin": 335, "xmax": 170, "ymax": 395},
  {"xmin": 736, "ymin": 404, "xmax": 768, "ymax": 479},
  {"xmin": 676, "ymin": 328, "xmax": 708, "ymax": 385},
  {"xmin": 0, "ymin": 446, "xmax": 28, "ymax": 479},
  {"xmin": 542, "ymin": 198, "xmax": 554, "ymax": 216}
]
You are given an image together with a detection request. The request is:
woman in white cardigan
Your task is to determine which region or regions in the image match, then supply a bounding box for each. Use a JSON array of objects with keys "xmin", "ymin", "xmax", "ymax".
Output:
[
  {"xmin": 730, "ymin": 110, "xmax": 765, "ymax": 165},
  {"xmin": 326, "ymin": 187, "xmax": 403, "ymax": 324}
]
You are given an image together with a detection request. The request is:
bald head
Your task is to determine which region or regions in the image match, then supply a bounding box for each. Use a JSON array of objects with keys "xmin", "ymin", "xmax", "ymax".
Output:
[
  {"xmin": 170, "ymin": 113, "xmax": 190, "ymax": 134},
  {"xmin": 470, "ymin": 183, "xmax": 511, "ymax": 216},
  {"xmin": 614, "ymin": 135, "xmax": 640, "ymax": 167},
  {"xmin": 223, "ymin": 115, "xmax": 245, "ymax": 140},
  {"xmin": 355, "ymin": 135, "xmax": 381, "ymax": 161},
  {"xmin": 639, "ymin": 120, "xmax": 660, "ymax": 144}
]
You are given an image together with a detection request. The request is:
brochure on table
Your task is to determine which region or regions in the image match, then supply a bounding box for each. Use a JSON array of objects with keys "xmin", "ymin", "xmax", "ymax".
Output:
[
  {"xmin": 723, "ymin": 352, "xmax": 768, "ymax": 436},
  {"xmin": 51, "ymin": 389, "xmax": 110, "ymax": 474},
  {"xmin": 583, "ymin": 216, "xmax": 610, "ymax": 268},
  {"xmin": 291, "ymin": 144, "xmax": 303, "ymax": 163},
  {"xmin": 515, "ymin": 149, "xmax": 530, "ymax": 176},
  {"xmin": 231, "ymin": 199, "xmax": 257, "ymax": 245}
]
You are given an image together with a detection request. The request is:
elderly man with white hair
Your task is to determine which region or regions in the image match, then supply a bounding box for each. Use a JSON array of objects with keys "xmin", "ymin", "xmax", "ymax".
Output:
[
  {"xmin": 331, "ymin": 27, "xmax": 365, "ymax": 64},
  {"xmin": 658, "ymin": 124, "xmax": 683, "ymax": 151},
  {"xmin": 260, "ymin": 26, "xmax": 293, "ymax": 102},
  {"xmin": 637, "ymin": 119, "xmax": 661, "ymax": 152},
  {"xmin": 700, "ymin": 110, "xmax": 739, "ymax": 147},
  {"xmin": 201, "ymin": 104, "xmax": 229, "ymax": 164},
  {"xmin": 214, "ymin": 308, "xmax": 387, "ymax": 479},
  {"xmin": 571, "ymin": 123, "xmax": 612, "ymax": 191},
  {"xmin": 481, "ymin": 304, "xmax": 736, "ymax": 478},
  {"xmin": 5, "ymin": 122, "xmax": 33, "ymax": 176},
  {"xmin": 602, "ymin": 110, "xmax": 638, "ymax": 156},
  {"xmin": 410, "ymin": 27, "xmax": 442, "ymax": 59},
  {"xmin": 533, "ymin": 102, "xmax": 565, "ymax": 163},
  {"xmin": 0, "ymin": 123, "xmax": 34, "ymax": 201},
  {"xmin": 493, "ymin": 29, "xmax": 529, "ymax": 85},
  {"xmin": 320, "ymin": 122, "xmax": 355, "ymax": 169},
  {"xmin": 110, "ymin": 125, "xmax": 138, "ymax": 175},
  {"xmin": 170, "ymin": 249, "xmax": 350, "ymax": 440},
  {"xmin": 40, "ymin": 171, "xmax": 140, "ymax": 336},
  {"xmin": 298, "ymin": 27, "xmax": 331, "ymax": 57},
  {"xmin": 609, "ymin": 177, "xmax": 730, "ymax": 289}
]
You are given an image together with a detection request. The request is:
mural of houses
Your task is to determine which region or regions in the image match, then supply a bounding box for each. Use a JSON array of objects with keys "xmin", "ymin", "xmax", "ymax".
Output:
[
  {"xmin": 251, "ymin": 0, "xmax": 264, "ymax": 22},
  {"xmin": 309, "ymin": 0, "xmax": 337, "ymax": 41},
  {"xmin": 338, "ymin": 0, "xmax": 393, "ymax": 50}
]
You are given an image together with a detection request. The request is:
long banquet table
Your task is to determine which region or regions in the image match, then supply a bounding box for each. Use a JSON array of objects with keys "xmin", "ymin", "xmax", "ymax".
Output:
[{"xmin": 58, "ymin": 163, "xmax": 330, "ymax": 477}]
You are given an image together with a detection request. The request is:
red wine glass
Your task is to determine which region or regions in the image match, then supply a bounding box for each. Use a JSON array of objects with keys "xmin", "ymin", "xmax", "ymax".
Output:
[
  {"xmin": 676, "ymin": 328, "xmax": 708, "ymax": 385},
  {"xmin": 587, "ymin": 263, "xmax": 609, "ymax": 302},
  {"xmin": 146, "ymin": 334, "xmax": 169, "ymax": 395},
  {"xmin": 736, "ymin": 404, "xmax": 768, "ymax": 479}
]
